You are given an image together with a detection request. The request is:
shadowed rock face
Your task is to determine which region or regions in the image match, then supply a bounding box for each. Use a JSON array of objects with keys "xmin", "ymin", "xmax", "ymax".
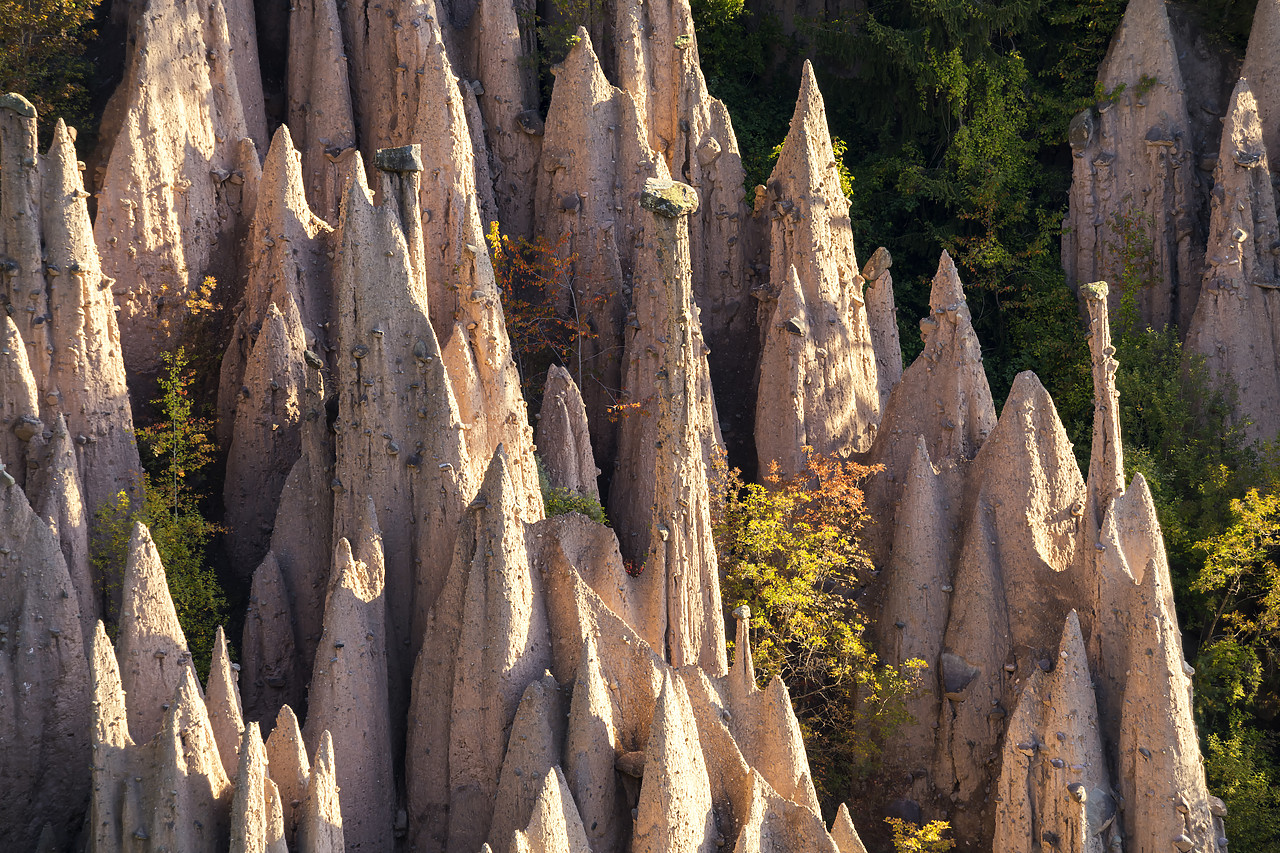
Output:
[
  {"xmin": 1185, "ymin": 78, "xmax": 1280, "ymax": 443},
  {"xmin": 535, "ymin": 32, "xmax": 669, "ymax": 469},
  {"xmin": 285, "ymin": 0, "xmax": 357, "ymax": 224},
  {"xmin": 536, "ymin": 364, "xmax": 600, "ymax": 501},
  {"xmin": 756, "ymin": 62, "xmax": 880, "ymax": 474}
]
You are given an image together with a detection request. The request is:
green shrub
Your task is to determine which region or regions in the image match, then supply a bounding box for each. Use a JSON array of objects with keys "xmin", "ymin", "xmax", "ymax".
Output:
[
  {"xmin": 91, "ymin": 347, "xmax": 227, "ymax": 679},
  {"xmin": 0, "ymin": 0, "xmax": 101, "ymax": 143},
  {"xmin": 713, "ymin": 449, "xmax": 924, "ymax": 804},
  {"xmin": 1205, "ymin": 727, "xmax": 1280, "ymax": 853}
]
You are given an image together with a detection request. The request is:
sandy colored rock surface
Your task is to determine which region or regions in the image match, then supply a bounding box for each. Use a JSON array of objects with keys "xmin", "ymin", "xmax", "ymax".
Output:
[
  {"xmin": 1185, "ymin": 78, "xmax": 1280, "ymax": 443},
  {"xmin": 1063, "ymin": 0, "xmax": 1200, "ymax": 330},
  {"xmin": 27, "ymin": 415, "xmax": 94, "ymax": 645},
  {"xmin": 39, "ymin": 120, "xmax": 141, "ymax": 514},
  {"xmin": 94, "ymin": 0, "xmax": 253, "ymax": 377},
  {"xmin": 488, "ymin": 674, "xmax": 568, "ymax": 853},
  {"xmin": 992, "ymin": 611, "xmax": 1115, "ymax": 853},
  {"xmin": 610, "ymin": 177, "xmax": 727, "ymax": 674},
  {"xmin": 0, "ymin": 464, "xmax": 91, "ymax": 850},
  {"xmin": 302, "ymin": 526, "xmax": 394, "ymax": 851},
  {"xmin": 633, "ymin": 670, "xmax": 718, "ymax": 853},
  {"xmin": 264, "ymin": 703, "xmax": 309, "ymax": 846},
  {"xmin": 206, "ymin": 625, "xmax": 246, "ymax": 780},
  {"xmin": 756, "ymin": 62, "xmax": 880, "ymax": 473},
  {"xmin": 406, "ymin": 447, "xmax": 552, "ymax": 853},
  {"xmin": 1241, "ymin": 0, "xmax": 1280, "ymax": 179},
  {"xmin": 297, "ymin": 729, "xmax": 344, "ymax": 853},
  {"xmin": 535, "ymin": 32, "xmax": 669, "ymax": 467},
  {"xmin": 115, "ymin": 521, "xmax": 192, "ymax": 745},
  {"xmin": 864, "ymin": 251, "xmax": 995, "ymax": 564},
  {"xmin": 535, "ymin": 364, "xmax": 600, "ymax": 501},
  {"xmin": 286, "ymin": 0, "xmax": 356, "ymax": 223}
]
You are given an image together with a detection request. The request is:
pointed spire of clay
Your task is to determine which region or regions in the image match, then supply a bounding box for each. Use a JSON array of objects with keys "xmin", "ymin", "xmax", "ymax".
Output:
[
  {"xmin": 535, "ymin": 31, "xmax": 670, "ymax": 467},
  {"xmin": 1064, "ymin": 0, "xmax": 1198, "ymax": 330},
  {"xmin": 147, "ymin": 667, "xmax": 233, "ymax": 851},
  {"xmin": 1083, "ymin": 281, "xmax": 1125, "ymax": 528},
  {"xmin": 0, "ymin": 314, "xmax": 41, "ymax": 493},
  {"xmin": 207, "ymin": 625, "xmax": 246, "ymax": 780},
  {"xmin": 28, "ymin": 414, "xmax": 94, "ymax": 645},
  {"xmin": 863, "ymin": 247, "xmax": 903, "ymax": 407},
  {"xmin": 830, "ymin": 803, "xmax": 869, "ymax": 853},
  {"xmin": 264, "ymin": 778, "xmax": 288, "ymax": 853},
  {"xmin": 1114, "ymin": 479, "xmax": 1217, "ymax": 851},
  {"xmin": 730, "ymin": 604, "xmax": 756, "ymax": 706},
  {"xmin": 264, "ymin": 704, "xmax": 309, "ymax": 846},
  {"xmin": 611, "ymin": 178, "xmax": 728, "ymax": 674},
  {"xmin": 876, "ymin": 437, "xmax": 951, "ymax": 777},
  {"xmin": 934, "ymin": 505, "xmax": 1009, "ymax": 838},
  {"xmin": 757, "ymin": 63, "xmax": 880, "ymax": 468},
  {"xmin": 115, "ymin": 521, "xmax": 191, "ymax": 745},
  {"xmin": 94, "ymin": 0, "xmax": 252, "ymax": 376},
  {"xmin": 218, "ymin": 122, "xmax": 333, "ymax": 448},
  {"xmin": 993, "ymin": 611, "xmax": 1116, "ymax": 852},
  {"xmin": 535, "ymin": 365, "xmax": 600, "ymax": 501},
  {"xmin": 864, "ymin": 250, "xmax": 995, "ymax": 562},
  {"xmin": 564, "ymin": 632, "xmax": 624, "ymax": 853},
  {"xmin": 286, "ymin": 0, "xmax": 356, "ymax": 223},
  {"xmin": 938, "ymin": 373, "xmax": 1085, "ymax": 834},
  {"xmin": 0, "ymin": 461, "xmax": 92, "ymax": 849},
  {"xmin": 40, "ymin": 119, "xmax": 141, "ymax": 514},
  {"xmin": 222, "ymin": 0, "xmax": 266, "ymax": 147},
  {"xmin": 88, "ymin": 621, "xmax": 134, "ymax": 853},
  {"xmin": 224, "ymin": 296, "xmax": 315, "ymax": 576},
  {"xmin": 755, "ymin": 265, "xmax": 810, "ymax": 478},
  {"xmin": 605, "ymin": 0, "xmax": 752, "ymax": 413},
  {"xmin": 732, "ymin": 769, "xmax": 841, "ymax": 851},
  {"xmin": 240, "ymin": 552, "xmax": 301, "ymax": 724},
  {"xmin": 1241, "ymin": 0, "xmax": 1280, "ymax": 178},
  {"xmin": 520, "ymin": 766, "xmax": 592, "ymax": 853},
  {"xmin": 296, "ymin": 730, "xmax": 344, "ymax": 853},
  {"xmin": 302, "ymin": 535, "xmax": 393, "ymax": 852},
  {"xmin": 420, "ymin": 447, "xmax": 551, "ymax": 853},
  {"xmin": 1185, "ymin": 77, "xmax": 1280, "ymax": 442},
  {"xmin": 488, "ymin": 675, "xmax": 568, "ymax": 853},
  {"xmin": 0, "ymin": 93, "xmax": 50, "ymax": 389},
  {"xmin": 634, "ymin": 671, "xmax": 717, "ymax": 853},
  {"xmin": 230, "ymin": 722, "xmax": 269, "ymax": 853},
  {"xmin": 331, "ymin": 155, "xmax": 473, "ymax": 681},
  {"xmin": 259, "ymin": 394, "xmax": 334, "ymax": 691}
]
